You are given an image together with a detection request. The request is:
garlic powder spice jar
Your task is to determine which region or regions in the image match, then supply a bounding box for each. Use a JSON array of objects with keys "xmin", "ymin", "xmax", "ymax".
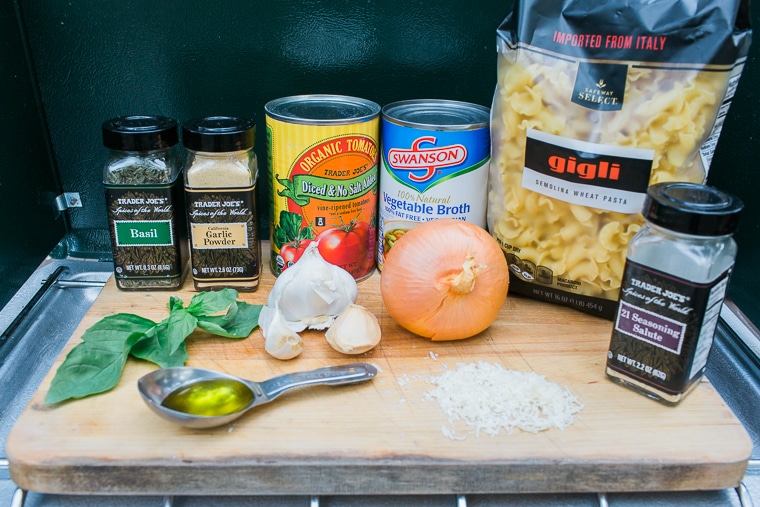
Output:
[
  {"xmin": 606, "ymin": 182, "xmax": 743, "ymax": 405},
  {"xmin": 183, "ymin": 116, "xmax": 261, "ymax": 292}
]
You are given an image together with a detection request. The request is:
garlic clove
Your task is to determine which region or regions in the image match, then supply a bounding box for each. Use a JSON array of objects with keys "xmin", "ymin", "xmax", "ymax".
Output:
[
  {"xmin": 325, "ymin": 304, "xmax": 382, "ymax": 355},
  {"xmin": 258, "ymin": 304, "xmax": 276, "ymax": 336},
  {"xmin": 263, "ymin": 306, "xmax": 304, "ymax": 360},
  {"xmin": 260, "ymin": 301, "xmax": 308, "ymax": 334}
]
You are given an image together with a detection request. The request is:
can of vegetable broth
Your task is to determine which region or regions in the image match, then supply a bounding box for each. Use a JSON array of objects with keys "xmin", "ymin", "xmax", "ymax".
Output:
[
  {"xmin": 265, "ymin": 95, "xmax": 381, "ymax": 280},
  {"xmin": 378, "ymin": 99, "xmax": 491, "ymax": 270}
]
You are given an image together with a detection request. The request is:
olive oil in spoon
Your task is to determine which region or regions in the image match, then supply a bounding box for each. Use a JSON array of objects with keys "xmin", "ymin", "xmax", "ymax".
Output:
[
  {"xmin": 161, "ymin": 378, "xmax": 255, "ymax": 417},
  {"xmin": 139, "ymin": 363, "xmax": 377, "ymax": 428}
]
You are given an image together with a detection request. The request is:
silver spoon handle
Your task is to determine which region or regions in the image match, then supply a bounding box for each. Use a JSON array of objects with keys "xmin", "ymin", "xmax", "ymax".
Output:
[{"xmin": 258, "ymin": 362, "xmax": 377, "ymax": 401}]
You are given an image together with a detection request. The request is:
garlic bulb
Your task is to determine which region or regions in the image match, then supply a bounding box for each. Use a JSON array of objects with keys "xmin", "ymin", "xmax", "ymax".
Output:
[
  {"xmin": 263, "ymin": 306, "xmax": 304, "ymax": 360},
  {"xmin": 259, "ymin": 243, "xmax": 359, "ymax": 332},
  {"xmin": 325, "ymin": 304, "xmax": 382, "ymax": 355},
  {"xmin": 260, "ymin": 242, "xmax": 359, "ymax": 360},
  {"xmin": 263, "ymin": 242, "xmax": 358, "ymax": 332}
]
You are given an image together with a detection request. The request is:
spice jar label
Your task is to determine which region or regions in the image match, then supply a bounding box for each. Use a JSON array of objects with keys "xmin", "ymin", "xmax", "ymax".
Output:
[
  {"xmin": 105, "ymin": 183, "xmax": 187, "ymax": 284},
  {"xmin": 186, "ymin": 187, "xmax": 259, "ymax": 282},
  {"xmin": 190, "ymin": 223, "xmax": 249, "ymax": 249},
  {"xmin": 114, "ymin": 220, "xmax": 173, "ymax": 246},
  {"xmin": 607, "ymin": 259, "xmax": 731, "ymax": 396}
]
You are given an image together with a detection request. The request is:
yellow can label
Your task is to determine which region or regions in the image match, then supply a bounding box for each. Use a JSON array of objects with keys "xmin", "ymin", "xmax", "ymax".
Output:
[{"xmin": 267, "ymin": 118, "xmax": 379, "ymax": 279}]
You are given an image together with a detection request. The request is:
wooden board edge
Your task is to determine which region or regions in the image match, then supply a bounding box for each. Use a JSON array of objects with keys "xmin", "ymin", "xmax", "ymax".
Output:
[{"xmin": 10, "ymin": 458, "xmax": 750, "ymax": 496}]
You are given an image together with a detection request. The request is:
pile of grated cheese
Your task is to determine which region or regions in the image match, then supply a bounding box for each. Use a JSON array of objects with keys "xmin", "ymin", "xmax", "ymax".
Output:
[{"xmin": 422, "ymin": 361, "xmax": 583, "ymax": 439}]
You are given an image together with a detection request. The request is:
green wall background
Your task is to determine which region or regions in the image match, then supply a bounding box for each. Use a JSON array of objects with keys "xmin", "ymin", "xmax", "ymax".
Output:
[
  {"xmin": 18, "ymin": 0, "xmax": 505, "ymax": 233},
  {"xmin": 1, "ymin": 1, "xmax": 758, "ymax": 326}
]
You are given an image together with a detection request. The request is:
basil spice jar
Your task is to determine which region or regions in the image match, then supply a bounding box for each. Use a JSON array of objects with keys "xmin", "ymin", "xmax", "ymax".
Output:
[
  {"xmin": 606, "ymin": 183, "xmax": 743, "ymax": 405},
  {"xmin": 183, "ymin": 117, "xmax": 261, "ymax": 292},
  {"xmin": 102, "ymin": 116, "xmax": 189, "ymax": 290}
]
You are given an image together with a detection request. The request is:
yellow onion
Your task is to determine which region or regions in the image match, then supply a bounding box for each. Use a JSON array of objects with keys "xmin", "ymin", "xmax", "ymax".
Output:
[{"xmin": 380, "ymin": 219, "xmax": 509, "ymax": 341}]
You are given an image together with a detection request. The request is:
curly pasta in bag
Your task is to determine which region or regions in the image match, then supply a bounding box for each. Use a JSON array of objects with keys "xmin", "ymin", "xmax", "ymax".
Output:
[{"xmin": 487, "ymin": 0, "xmax": 752, "ymax": 318}]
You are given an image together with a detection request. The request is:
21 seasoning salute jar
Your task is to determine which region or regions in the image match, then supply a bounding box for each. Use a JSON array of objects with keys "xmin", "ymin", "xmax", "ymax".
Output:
[
  {"xmin": 606, "ymin": 182, "xmax": 743, "ymax": 405},
  {"xmin": 102, "ymin": 115, "xmax": 189, "ymax": 290},
  {"xmin": 182, "ymin": 116, "xmax": 261, "ymax": 292}
]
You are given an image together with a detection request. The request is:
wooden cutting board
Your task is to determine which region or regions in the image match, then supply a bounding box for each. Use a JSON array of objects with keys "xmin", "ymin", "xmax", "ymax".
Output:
[{"xmin": 6, "ymin": 248, "xmax": 752, "ymax": 496}]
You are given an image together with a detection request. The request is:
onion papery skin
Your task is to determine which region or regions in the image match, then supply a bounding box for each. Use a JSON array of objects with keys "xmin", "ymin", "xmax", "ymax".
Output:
[{"xmin": 380, "ymin": 219, "xmax": 509, "ymax": 341}]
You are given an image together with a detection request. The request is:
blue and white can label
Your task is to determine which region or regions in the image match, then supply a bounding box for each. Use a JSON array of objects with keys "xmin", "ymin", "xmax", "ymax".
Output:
[{"xmin": 377, "ymin": 99, "xmax": 490, "ymax": 269}]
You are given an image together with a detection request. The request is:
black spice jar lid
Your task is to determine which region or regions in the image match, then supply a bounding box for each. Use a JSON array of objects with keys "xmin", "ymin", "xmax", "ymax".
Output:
[
  {"xmin": 182, "ymin": 116, "xmax": 256, "ymax": 152},
  {"xmin": 643, "ymin": 182, "xmax": 743, "ymax": 236},
  {"xmin": 102, "ymin": 116, "xmax": 178, "ymax": 152}
]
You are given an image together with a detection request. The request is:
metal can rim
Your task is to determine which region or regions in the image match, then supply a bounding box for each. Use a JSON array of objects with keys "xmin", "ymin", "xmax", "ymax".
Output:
[
  {"xmin": 265, "ymin": 94, "xmax": 381, "ymax": 126},
  {"xmin": 382, "ymin": 99, "xmax": 490, "ymax": 131}
]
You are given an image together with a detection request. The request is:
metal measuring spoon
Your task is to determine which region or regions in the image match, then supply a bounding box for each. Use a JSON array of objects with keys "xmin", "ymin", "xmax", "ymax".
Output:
[{"xmin": 138, "ymin": 362, "xmax": 377, "ymax": 428}]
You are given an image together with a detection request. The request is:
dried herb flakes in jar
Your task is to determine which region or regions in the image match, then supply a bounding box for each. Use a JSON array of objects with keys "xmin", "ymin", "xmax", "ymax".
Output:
[{"xmin": 103, "ymin": 115, "xmax": 189, "ymax": 290}]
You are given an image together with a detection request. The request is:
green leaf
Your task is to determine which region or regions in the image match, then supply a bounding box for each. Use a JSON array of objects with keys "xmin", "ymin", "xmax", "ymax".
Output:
[
  {"xmin": 185, "ymin": 288, "xmax": 238, "ymax": 316},
  {"xmin": 131, "ymin": 327, "xmax": 189, "ymax": 368},
  {"xmin": 44, "ymin": 341, "xmax": 133, "ymax": 404},
  {"xmin": 84, "ymin": 313, "xmax": 158, "ymax": 338},
  {"xmin": 280, "ymin": 210, "xmax": 303, "ymax": 237},
  {"xmin": 168, "ymin": 296, "xmax": 185, "ymax": 312},
  {"xmin": 198, "ymin": 298, "xmax": 239, "ymax": 328},
  {"xmin": 44, "ymin": 314, "xmax": 157, "ymax": 404},
  {"xmin": 273, "ymin": 210, "xmax": 314, "ymax": 248},
  {"xmin": 273, "ymin": 227, "xmax": 288, "ymax": 249},
  {"xmin": 165, "ymin": 309, "xmax": 199, "ymax": 355},
  {"xmin": 129, "ymin": 307, "xmax": 197, "ymax": 364},
  {"xmin": 44, "ymin": 293, "xmax": 261, "ymax": 405},
  {"xmin": 197, "ymin": 302, "xmax": 262, "ymax": 338},
  {"xmin": 298, "ymin": 223, "xmax": 316, "ymax": 241}
]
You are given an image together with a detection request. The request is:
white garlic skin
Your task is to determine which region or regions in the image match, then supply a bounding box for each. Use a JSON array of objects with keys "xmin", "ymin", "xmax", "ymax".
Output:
[
  {"xmin": 262, "ymin": 306, "xmax": 304, "ymax": 360},
  {"xmin": 267, "ymin": 243, "xmax": 358, "ymax": 332},
  {"xmin": 325, "ymin": 304, "xmax": 382, "ymax": 355}
]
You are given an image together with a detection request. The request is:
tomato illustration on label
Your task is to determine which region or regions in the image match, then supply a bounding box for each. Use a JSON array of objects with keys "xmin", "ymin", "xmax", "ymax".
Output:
[
  {"xmin": 280, "ymin": 238, "xmax": 314, "ymax": 268},
  {"xmin": 316, "ymin": 216, "xmax": 374, "ymax": 277},
  {"xmin": 271, "ymin": 210, "xmax": 315, "ymax": 273},
  {"xmin": 274, "ymin": 134, "xmax": 379, "ymax": 279}
]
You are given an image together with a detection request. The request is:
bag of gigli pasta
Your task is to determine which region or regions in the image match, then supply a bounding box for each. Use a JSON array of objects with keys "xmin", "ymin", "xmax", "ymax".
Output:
[{"xmin": 487, "ymin": 0, "xmax": 752, "ymax": 318}]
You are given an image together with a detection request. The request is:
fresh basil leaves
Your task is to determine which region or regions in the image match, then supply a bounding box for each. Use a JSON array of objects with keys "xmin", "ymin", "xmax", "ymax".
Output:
[{"xmin": 45, "ymin": 289, "xmax": 262, "ymax": 404}]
